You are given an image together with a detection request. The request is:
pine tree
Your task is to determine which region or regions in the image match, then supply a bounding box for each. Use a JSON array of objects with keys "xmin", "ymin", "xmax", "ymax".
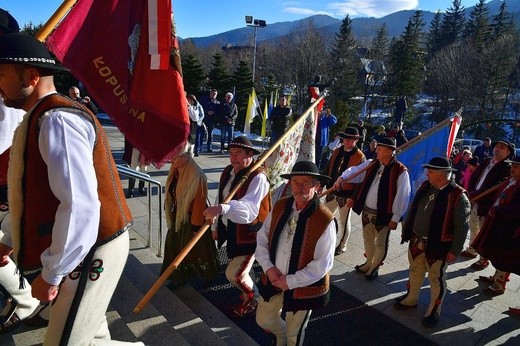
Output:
[
  {"xmin": 386, "ymin": 11, "xmax": 426, "ymax": 98},
  {"xmin": 426, "ymin": 11, "xmax": 442, "ymax": 58},
  {"xmin": 439, "ymin": 0, "xmax": 466, "ymax": 48},
  {"xmin": 181, "ymin": 54, "xmax": 205, "ymax": 95},
  {"xmin": 231, "ymin": 60, "xmax": 254, "ymax": 130},
  {"xmin": 489, "ymin": 1, "xmax": 516, "ymax": 39},
  {"xmin": 462, "ymin": 0, "xmax": 490, "ymax": 50},
  {"xmin": 329, "ymin": 15, "xmax": 360, "ymax": 113},
  {"xmin": 370, "ymin": 24, "xmax": 389, "ymax": 61},
  {"xmin": 207, "ymin": 53, "xmax": 233, "ymax": 95}
]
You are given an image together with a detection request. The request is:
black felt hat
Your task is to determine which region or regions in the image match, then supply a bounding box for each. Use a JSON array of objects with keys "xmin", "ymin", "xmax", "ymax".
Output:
[
  {"xmin": 377, "ymin": 137, "xmax": 397, "ymax": 149},
  {"xmin": 0, "ymin": 9, "xmax": 19, "ymax": 33},
  {"xmin": 338, "ymin": 127, "xmax": 361, "ymax": 139},
  {"xmin": 0, "ymin": 33, "xmax": 68, "ymax": 71},
  {"xmin": 492, "ymin": 140, "xmax": 515, "ymax": 154},
  {"xmin": 280, "ymin": 160, "xmax": 330, "ymax": 184},
  {"xmin": 422, "ymin": 157, "xmax": 457, "ymax": 171},
  {"xmin": 228, "ymin": 136, "xmax": 260, "ymax": 155}
]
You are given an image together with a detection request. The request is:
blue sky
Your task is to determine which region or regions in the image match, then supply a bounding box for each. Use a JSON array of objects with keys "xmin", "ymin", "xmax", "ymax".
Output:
[{"xmin": 4, "ymin": 0, "xmax": 485, "ymax": 38}]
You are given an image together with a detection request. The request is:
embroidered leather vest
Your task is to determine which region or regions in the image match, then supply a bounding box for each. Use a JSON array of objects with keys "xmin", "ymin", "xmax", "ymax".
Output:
[
  {"xmin": 353, "ymin": 159, "xmax": 407, "ymax": 225},
  {"xmin": 16, "ymin": 94, "xmax": 132, "ymax": 270},
  {"xmin": 267, "ymin": 197, "xmax": 333, "ymax": 312},
  {"xmin": 217, "ymin": 164, "xmax": 270, "ymax": 257},
  {"xmin": 326, "ymin": 147, "xmax": 365, "ymax": 192},
  {"xmin": 402, "ymin": 181, "xmax": 466, "ymax": 260}
]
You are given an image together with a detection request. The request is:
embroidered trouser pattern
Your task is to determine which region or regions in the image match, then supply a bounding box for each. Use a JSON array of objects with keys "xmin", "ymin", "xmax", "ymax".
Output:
[
  {"xmin": 400, "ymin": 241, "xmax": 448, "ymax": 317},
  {"xmin": 44, "ymin": 231, "xmax": 143, "ymax": 346},
  {"xmin": 256, "ymin": 293, "xmax": 312, "ymax": 346},
  {"xmin": 324, "ymin": 197, "xmax": 352, "ymax": 252},
  {"xmin": 0, "ymin": 257, "xmax": 40, "ymax": 319},
  {"xmin": 225, "ymin": 255, "xmax": 255, "ymax": 300}
]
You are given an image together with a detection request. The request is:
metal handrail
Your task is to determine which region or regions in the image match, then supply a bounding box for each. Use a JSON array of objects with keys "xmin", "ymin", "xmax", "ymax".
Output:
[{"xmin": 116, "ymin": 164, "xmax": 164, "ymax": 257}]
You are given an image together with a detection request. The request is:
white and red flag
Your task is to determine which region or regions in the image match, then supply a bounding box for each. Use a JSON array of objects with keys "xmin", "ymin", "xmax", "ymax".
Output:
[{"xmin": 46, "ymin": 0, "xmax": 189, "ymax": 164}]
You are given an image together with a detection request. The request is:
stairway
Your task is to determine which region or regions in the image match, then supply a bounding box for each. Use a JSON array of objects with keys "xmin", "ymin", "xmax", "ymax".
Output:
[{"xmin": 0, "ymin": 229, "xmax": 257, "ymax": 345}]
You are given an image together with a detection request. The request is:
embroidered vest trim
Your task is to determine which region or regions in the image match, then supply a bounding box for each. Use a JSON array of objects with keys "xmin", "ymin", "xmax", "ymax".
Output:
[{"xmin": 9, "ymin": 94, "xmax": 132, "ymax": 270}]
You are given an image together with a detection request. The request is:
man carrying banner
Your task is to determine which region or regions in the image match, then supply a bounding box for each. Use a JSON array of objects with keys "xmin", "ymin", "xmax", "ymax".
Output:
[
  {"xmin": 256, "ymin": 161, "xmax": 335, "ymax": 346},
  {"xmin": 203, "ymin": 136, "xmax": 270, "ymax": 317},
  {"xmin": 395, "ymin": 157, "xmax": 470, "ymax": 328},
  {"xmin": 460, "ymin": 140, "xmax": 513, "ymax": 271},
  {"xmin": 472, "ymin": 156, "xmax": 520, "ymax": 296},
  {"xmin": 0, "ymin": 33, "xmax": 142, "ymax": 345},
  {"xmin": 334, "ymin": 137, "xmax": 410, "ymax": 279},
  {"xmin": 0, "ymin": 9, "xmax": 45, "ymax": 333},
  {"xmin": 322, "ymin": 127, "xmax": 365, "ymax": 256}
]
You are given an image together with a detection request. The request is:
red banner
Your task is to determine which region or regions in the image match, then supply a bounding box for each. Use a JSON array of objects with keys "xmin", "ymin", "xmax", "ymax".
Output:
[{"xmin": 46, "ymin": 0, "xmax": 189, "ymax": 164}]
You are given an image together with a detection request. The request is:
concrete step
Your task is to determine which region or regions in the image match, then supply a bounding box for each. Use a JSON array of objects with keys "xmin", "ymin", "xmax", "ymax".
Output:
[
  {"xmin": 126, "ymin": 232, "xmax": 258, "ymax": 345},
  {"xmin": 0, "ymin": 230, "xmax": 255, "ymax": 345}
]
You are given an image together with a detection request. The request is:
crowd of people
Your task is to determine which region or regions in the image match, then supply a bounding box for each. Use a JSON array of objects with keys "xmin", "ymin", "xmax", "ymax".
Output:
[{"xmin": 0, "ymin": 9, "xmax": 518, "ymax": 346}]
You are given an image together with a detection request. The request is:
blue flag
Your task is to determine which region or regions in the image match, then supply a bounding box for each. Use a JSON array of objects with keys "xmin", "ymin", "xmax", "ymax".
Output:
[{"xmin": 397, "ymin": 115, "xmax": 461, "ymax": 201}]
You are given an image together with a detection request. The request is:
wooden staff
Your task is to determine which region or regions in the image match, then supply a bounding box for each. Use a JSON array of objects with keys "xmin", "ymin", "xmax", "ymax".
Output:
[
  {"xmin": 318, "ymin": 161, "xmax": 377, "ymax": 198},
  {"xmin": 35, "ymin": 0, "xmax": 78, "ymax": 41},
  {"xmin": 469, "ymin": 178, "xmax": 510, "ymax": 204},
  {"xmin": 133, "ymin": 96, "xmax": 324, "ymax": 313}
]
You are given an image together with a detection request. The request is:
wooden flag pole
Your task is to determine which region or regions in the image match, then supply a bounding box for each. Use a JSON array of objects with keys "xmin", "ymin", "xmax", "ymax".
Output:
[
  {"xmin": 133, "ymin": 96, "xmax": 324, "ymax": 314},
  {"xmin": 319, "ymin": 109, "xmax": 463, "ymax": 198},
  {"xmin": 469, "ymin": 179, "xmax": 510, "ymax": 204},
  {"xmin": 35, "ymin": 0, "xmax": 77, "ymax": 41},
  {"xmin": 318, "ymin": 161, "xmax": 377, "ymax": 198}
]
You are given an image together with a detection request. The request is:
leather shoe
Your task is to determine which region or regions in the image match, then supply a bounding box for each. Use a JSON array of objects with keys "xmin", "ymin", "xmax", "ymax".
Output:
[
  {"xmin": 509, "ymin": 307, "xmax": 520, "ymax": 316},
  {"xmin": 334, "ymin": 247, "xmax": 346, "ymax": 256},
  {"xmin": 354, "ymin": 262, "xmax": 368, "ymax": 274},
  {"xmin": 470, "ymin": 259, "xmax": 489, "ymax": 270},
  {"xmin": 478, "ymin": 275, "xmax": 495, "ymax": 284},
  {"xmin": 422, "ymin": 311, "xmax": 440, "ymax": 328},
  {"xmin": 0, "ymin": 312, "xmax": 21, "ymax": 334},
  {"xmin": 24, "ymin": 313, "xmax": 49, "ymax": 328},
  {"xmin": 460, "ymin": 250, "xmax": 477, "ymax": 259},
  {"xmin": 365, "ymin": 268, "xmax": 379, "ymax": 280},
  {"xmin": 484, "ymin": 284, "xmax": 504, "ymax": 296},
  {"xmin": 393, "ymin": 301, "xmax": 418, "ymax": 310}
]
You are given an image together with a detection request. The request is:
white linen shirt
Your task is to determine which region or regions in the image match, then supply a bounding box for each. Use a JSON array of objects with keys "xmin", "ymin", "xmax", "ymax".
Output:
[
  {"xmin": 255, "ymin": 201, "xmax": 336, "ymax": 290},
  {"xmin": 2, "ymin": 103, "xmax": 100, "ymax": 286},
  {"xmin": 211, "ymin": 168, "xmax": 270, "ymax": 231},
  {"xmin": 340, "ymin": 159, "xmax": 411, "ymax": 223}
]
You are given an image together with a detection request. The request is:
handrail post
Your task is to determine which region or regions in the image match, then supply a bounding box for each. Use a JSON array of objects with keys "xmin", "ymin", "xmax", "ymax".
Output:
[{"xmin": 116, "ymin": 164, "xmax": 164, "ymax": 257}]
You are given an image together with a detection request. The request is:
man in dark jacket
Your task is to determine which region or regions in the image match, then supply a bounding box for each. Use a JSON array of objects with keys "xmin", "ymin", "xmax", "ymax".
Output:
[{"xmin": 218, "ymin": 92, "xmax": 238, "ymax": 153}]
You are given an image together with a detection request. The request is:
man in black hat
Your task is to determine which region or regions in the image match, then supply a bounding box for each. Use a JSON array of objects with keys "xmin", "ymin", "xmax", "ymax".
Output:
[
  {"xmin": 322, "ymin": 127, "xmax": 366, "ymax": 255},
  {"xmin": 203, "ymin": 136, "xmax": 270, "ymax": 317},
  {"xmin": 334, "ymin": 137, "xmax": 411, "ymax": 280},
  {"xmin": 0, "ymin": 33, "xmax": 141, "ymax": 345},
  {"xmin": 255, "ymin": 160, "xmax": 335, "ymax": 345},
  {"xmin": 269, "ymin": 94, "xmax": 292, "ymax": 146},
  {"xmin": 472, "ymin": 155, "xmax": 520, "ymax": 297},
  {"xmin": 395, "ymin": 157, "xmax": 470, "ymax": 328},
  {"xmin": 0, "ymin": 10, "xmax": 45, "ymax": 333},
  {"xmin": 461, "ymin": 139, "xmax": 513, "ymax": 271}
]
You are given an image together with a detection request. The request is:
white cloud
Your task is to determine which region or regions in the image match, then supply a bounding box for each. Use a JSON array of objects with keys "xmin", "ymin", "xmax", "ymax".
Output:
[
  {"xmin": 283, "ymin": 0, "xmax": 419, "ymax": 19},
  {"xmin": 328, "ymin": 0, "xmax": 418, "ymax": 17}
]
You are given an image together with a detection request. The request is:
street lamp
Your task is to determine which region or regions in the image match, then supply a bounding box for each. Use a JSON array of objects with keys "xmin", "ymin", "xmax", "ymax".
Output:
[{"xmin": 245, "ymin": 16, "xmax": 267, "ymax": 83}]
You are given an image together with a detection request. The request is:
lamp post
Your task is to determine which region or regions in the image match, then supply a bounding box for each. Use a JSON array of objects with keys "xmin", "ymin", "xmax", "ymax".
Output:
[{"xmin": 245, "ymin": 16, "xmax": 266, "ymax": 83}]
